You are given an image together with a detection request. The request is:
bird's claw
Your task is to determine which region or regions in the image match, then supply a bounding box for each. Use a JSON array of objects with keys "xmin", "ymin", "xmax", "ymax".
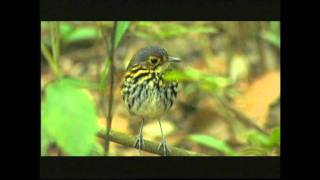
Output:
[
  {"xmin": 158, "ymin": 140, "xmax": 171, "ymax": 156},
  {"xmin": 134, "ymin": 135, "xmax": 144, "ymax": 151}
]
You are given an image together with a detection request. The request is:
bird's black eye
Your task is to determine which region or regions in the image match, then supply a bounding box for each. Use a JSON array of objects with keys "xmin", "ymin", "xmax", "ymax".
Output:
[{"xmin": 150, "ymin": 58, "xmax": 158, "ymax": 64}]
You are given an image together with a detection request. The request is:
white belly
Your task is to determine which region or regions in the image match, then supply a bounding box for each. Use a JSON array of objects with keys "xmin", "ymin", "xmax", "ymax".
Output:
[
  {"xmin": 122, "ymin": 72, "xmax": 178, "ymax": 119},
  {"xmin": 130, "ymin": 84, "xmax": 167, "ymax": 119}
]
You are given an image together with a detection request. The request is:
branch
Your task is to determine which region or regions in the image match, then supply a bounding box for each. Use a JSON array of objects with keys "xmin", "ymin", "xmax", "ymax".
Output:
[{"xmin": 97, "ymin": 130, "xmax": 207, "ymax": 156}]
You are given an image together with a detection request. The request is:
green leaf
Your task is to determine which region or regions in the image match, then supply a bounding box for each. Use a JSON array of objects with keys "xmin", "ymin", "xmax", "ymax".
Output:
[
  {"xmin": 114, "ymin": 21, "xmax": 131, "ymax": 48},
  {"xmin": 163, "ymin": 70, "xmax": 189, "ymax": 81},
  {"xmin": 164, "ymin": 68, "xmax": 230, "ymax": 91},
  {"xmin": 247, "ymin": 131, "xmax": 273, "ymax": 148},
  {"xmin": 202, "ymin": 75, "xmax": 230, "ymax": 91},
  {"xmin": 188, "ymin": 134, "xmax": 238, "ymax": 155},
  {"xmin": 261, "ymin": 31, "xmax": 280, "ymax": 48},
  {"xmin": 64, "ymin": 26, "xmax": 99, "ymax": 42},
  {"xmin": 42, "ymin": 78, "xmax": 99, "ymax": 156},
  {"xmin": 271, "ymin": 127, "xmax": 280, "ymax": 146},
  {"xmin": 60, "ymin": 22, "xmax": 74, "ymax": 38},
  {"xmin": 185, "ymin": 67, "xmax": 203, "ymax": 81}
]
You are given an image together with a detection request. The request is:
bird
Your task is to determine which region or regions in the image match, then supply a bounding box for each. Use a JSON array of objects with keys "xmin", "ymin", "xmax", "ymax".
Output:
[{"xmin": 120, "ymin": 45, "xmax": 180, "ymax": 156}]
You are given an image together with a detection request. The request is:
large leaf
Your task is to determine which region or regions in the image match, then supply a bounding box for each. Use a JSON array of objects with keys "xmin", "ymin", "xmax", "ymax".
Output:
[
  {"xmin": 42, "ymin": 78, "xmax": 99, "ymax": 156},
  {"xmin": 188, "ymin": 134, "xmax": 238, "ymax": 155},
  {"xmin": 114, "ymin": 21, "xmax": 131, "ymax": 48}
]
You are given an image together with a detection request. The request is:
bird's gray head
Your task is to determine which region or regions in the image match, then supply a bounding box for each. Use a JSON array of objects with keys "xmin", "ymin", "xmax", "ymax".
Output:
[{"xmin": 127, "ymin": 46, "xmax": 180, "ymax": 70}]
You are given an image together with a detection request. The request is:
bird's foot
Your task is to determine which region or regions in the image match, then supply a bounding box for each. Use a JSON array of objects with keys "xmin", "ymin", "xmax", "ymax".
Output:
[
  {"xmin": 133, "ymin": 134, "xmax": 145, "ymax": 153},
  {"xmin": 158, "ymin": 139, "xmax": 171, "ymax": 156}
]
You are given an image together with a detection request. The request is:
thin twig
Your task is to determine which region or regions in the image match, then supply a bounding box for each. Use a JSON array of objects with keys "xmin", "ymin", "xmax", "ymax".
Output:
[
  {"xmin": 215, "ymin": 95, "xmax": 270, "ymax": 135},
  {"xmin": 97, "ymin": 130, "xmax": 207, "ymax": 156}
]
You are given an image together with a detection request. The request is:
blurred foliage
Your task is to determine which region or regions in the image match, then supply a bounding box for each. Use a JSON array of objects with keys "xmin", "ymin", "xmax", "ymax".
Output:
[
  {"xmin": 41, "ymin": 21, "xmax": 280, "ymax": 156},
  {"xmin": 42, "ymin": 22, "xmax": 101, "ymax": 46},
  {"xmin": 242, "ymin": 126, "xmax": 280, "ymax": 156},
  {"xmin": 133, "ymin": 21, "xmax": 219, "ymax": 41},
  {"xmin": 41, "ymin": 22, "xmax": 63, "ymax": 78},
  {"xmin": 62, "ymin": 25, "xmax": 100, "ymax": 42},
  {"xmin": 188, "ymin": 134, "xmax": 238, "ymax": 156},
  {"xmin": 229, "ymin": 54, "xmax": 250, "ymax": 83},
  {"xmin": 99, "ymin": 21, "xmax": 131, "ymax": 92},
  {"xmin": 261, "ymin": 21, "xmax": 280, "ymax": 48},
  {"xmin": 42, "ymin": 78, "xmax": 100, "ymax": 156},
  {"xmin": 165, "ymin": 67, "xmax": 230, "ymax": 92},
  {"xmin": 98, "ymin": 58, "xmax": 111, "ymax": 92},
  {"xmin": 114, "ymin": 21, "xmax": 131, "ymax": 48}
]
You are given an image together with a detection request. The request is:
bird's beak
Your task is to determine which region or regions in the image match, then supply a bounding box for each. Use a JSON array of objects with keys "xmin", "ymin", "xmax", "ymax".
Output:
[{"xmin": 168, "ymin": 56, "xmax": 181, "ymax": 63}]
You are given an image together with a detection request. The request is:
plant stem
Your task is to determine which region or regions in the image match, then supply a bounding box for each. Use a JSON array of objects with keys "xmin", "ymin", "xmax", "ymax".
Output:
[
  {"xmin": 49, "ymin": 22, "xmax": 60, "ymax": 64},
  {"xmin": 257, "ymin": 22, "xmax": 267, "ymax": 75},
  {"xmin": 99, "ymin": 21, "xmax": 118, "ymax": 156},
  {"xmin": 41, "ymin": 42, "xmax": 63, "ymax": 78}
]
